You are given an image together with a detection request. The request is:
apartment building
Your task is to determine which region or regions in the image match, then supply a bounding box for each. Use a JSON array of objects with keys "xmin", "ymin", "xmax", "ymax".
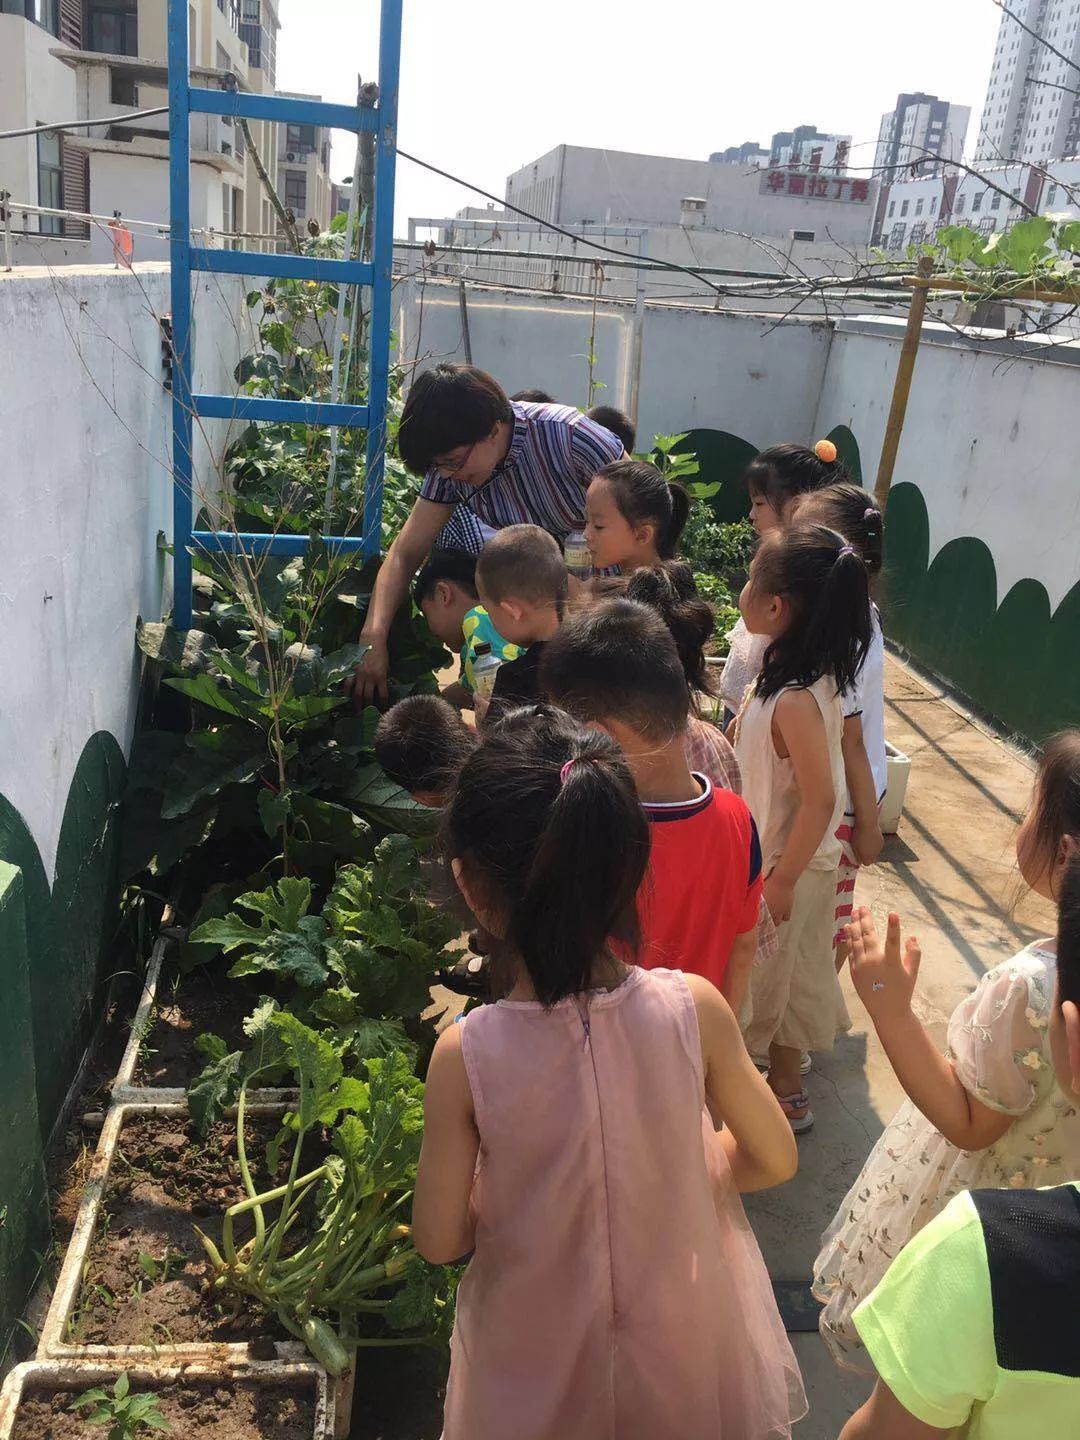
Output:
[
  {"xmin": 276, "ymin": 93, "xmax": 332, "ymax": 234},
  {"xmin": 0, "ymin": 0, "xmax": 282, "ymax": 262},
  {"xmin": 977, "ymin": 0, "xmax": 1080, "ymax": 162}
]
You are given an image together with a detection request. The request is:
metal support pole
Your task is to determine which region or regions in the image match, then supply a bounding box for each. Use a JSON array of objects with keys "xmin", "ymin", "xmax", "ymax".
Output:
[
  {"xmin": 627, "ymin": 232, "xmax": 648, "ymax": 427},
  {"xmin": 167, "ymin": 0, "xmax": 195, "ymax": 628},
  {"xmin": 362, "ymin": 0, "xmax": 402, "ymax": 555},
  {"xmin": 458, "ymin": 279, "xmax": 473, "ymax": 363},
  {"xmin": 1, "ymin": 191, "xmax": 12, "ymax": 271},
  {"xmin": 874, "ymin": 255, "xmax": 934, "ymax": 512}
]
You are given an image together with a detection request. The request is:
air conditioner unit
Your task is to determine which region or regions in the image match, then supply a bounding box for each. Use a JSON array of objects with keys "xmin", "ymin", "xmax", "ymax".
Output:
[
  {"xmin": 286, "ymin": 151, "xmax": 298, "ymax": 162},
  {"xmin": 791, "ymin": 229, "xmax": 815, "ymax": 242}
]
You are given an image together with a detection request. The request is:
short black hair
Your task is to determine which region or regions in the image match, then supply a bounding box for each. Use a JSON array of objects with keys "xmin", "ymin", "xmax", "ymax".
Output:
[
  {"xmin": 540, "ymin": 598, "xmax": 690, "ymax": 742},
  {"xmin": 413, "ymin": 548, "xmax": 479, "ymax": 607},
  {"xmin": 374, "ymin": 695, "xmax": 477, "ymax": 798},
  {"xmin": 476, "ymin": 524, "xmax": 568, "ymax": 609},
  {"xmin": 796, "ymin": 483, "xmax": 884, "ymax": 577},
  {"xmin": 511, "ymin": 388, "xmax": 557, "ymax": 403},
  {"xmin": 398, "ymin": 364, "xmax": 513, "ymax": 475},
  {"xmin": 587, "ymin": 404, "xmax": 636, "ymax": 453}
]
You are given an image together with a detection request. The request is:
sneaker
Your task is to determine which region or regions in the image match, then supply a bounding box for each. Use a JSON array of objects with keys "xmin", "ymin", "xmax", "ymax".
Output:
[
  {"xmin": 752, "ymin": 1052, "xmax": 812, "ymax": 1075},
  {"xmin": 438, "ymin": 953, "xmax": 491, "ymax": 999},
  {"xmin": 775, "ymin": 1090, "xmax": 815, "ymax": 1134}
]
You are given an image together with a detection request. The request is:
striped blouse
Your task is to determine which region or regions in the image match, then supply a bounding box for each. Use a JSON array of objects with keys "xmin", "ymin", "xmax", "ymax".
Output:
[{"xmin": 420, "ymin": 401, "xmax": 624, "ymax": 548}]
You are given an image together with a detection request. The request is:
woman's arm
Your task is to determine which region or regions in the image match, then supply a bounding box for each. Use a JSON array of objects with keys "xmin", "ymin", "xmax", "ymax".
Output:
[
  {"xmin": 842, "ymin": 714, "xmax": 884, "ymax": 866},
  {"xmin": 765, "ymin": 689, "xmax": 836, "ymax": 923},
  {"xmin": 412, "ymin": 1024, "xmax": 480, "ymax": 1264},
  {"xmin": 685, "ymin": 974, "xmax": 797, "ymax": 1191},
  {"xmin": 347, "ymin": 496, "xmax": 455, "ymax": 705},
  {"xmin": 847, "ymin": 909, "xmax": 1014, "ymax": 1151},
  {"xmin": 840, "ymin": 1383, "xmax": 952, "ymax": 1440}
]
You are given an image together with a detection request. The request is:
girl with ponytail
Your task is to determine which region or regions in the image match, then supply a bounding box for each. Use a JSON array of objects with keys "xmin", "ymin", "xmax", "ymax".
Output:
[
  {"xmin": 414, "ymin": 705, "xmax": 805, "ymax": 1440},
  {"xmin": 720, "ymin": 439, "xmax": 850, "ymax": 724},
  {"xmin": 584, "ymin": 458, "xmax": 691, "ymax": 570},
  {"xmin": 795, "ymin": 484, "xmax": 888, "ymax": 955},
  {"xmin": 734, "ymin": 524, "xmax": 872, "ymax": 1134}
]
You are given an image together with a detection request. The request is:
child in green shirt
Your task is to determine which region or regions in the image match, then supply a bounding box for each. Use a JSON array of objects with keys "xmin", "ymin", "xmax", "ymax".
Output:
[{"xmin": 413, "ymin": 549, "xmax": 520, "ymax": 709}]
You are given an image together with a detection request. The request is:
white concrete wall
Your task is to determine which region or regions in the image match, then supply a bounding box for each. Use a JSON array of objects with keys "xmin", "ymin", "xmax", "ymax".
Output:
[
  {"xmin": 86, "ymin": 151, "xmax": 226, "ymax": 263},
  {"xmin": 0, "ymin": 262, "xmax": 249, "ymax": 877},
  {"xmin": 813, "ymin": 317, "xmax": 1080, "ymax": 610},
  {"xmin": 395, "ymin": 277, "xmax": 832, "ymax": 449},
  {"xmin": 0, "ymin": 15, "xmax": 77, "ymax": 223}
]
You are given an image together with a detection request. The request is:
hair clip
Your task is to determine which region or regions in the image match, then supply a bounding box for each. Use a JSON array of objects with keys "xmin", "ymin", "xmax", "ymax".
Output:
[
  {"xmin": 863, "ymin": 507, "xmax": 880, "ymax": 520},
  {"xmin": 838, "ymin": 544, "xmax": 855, "ymax": 558},
  {"xmin": 814, "ymin": 439, "xmax": 838, "ymax": 464},
  {"xmin": 559, "ymin": 758, "xmax": 579, "ymax": 786}
]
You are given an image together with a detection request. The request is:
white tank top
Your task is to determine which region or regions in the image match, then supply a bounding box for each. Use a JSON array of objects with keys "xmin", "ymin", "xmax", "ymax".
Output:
[{"xmin": 735, "ymin": 674, "xmax": 845, "ymax": 874}]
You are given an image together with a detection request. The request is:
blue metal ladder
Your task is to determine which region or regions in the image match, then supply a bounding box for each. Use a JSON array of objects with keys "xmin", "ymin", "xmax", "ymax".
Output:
[{"xmin": 166, "ymin": 0, "xmax": 402, "ymax": 628}]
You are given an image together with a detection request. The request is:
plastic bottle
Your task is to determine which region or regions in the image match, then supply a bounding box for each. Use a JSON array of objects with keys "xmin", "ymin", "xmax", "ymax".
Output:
[
  {"xmin": 563, "ymin": 529, "xmax": 593, "ymax": 581},
  {"xmin": 471, "ymin": 642, "xmax": 503, "ymax": 701}
]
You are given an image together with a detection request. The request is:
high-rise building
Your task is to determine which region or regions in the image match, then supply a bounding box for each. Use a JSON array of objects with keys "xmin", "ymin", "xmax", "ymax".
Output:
[
  {"xmin": 277, "ymin": 94, "xmax": 332, "ymax": 233},
  {"xmin": 874, "ymin": 93, "xmax": 970, "ymax": 177},
  {"xmin": 709, "ymin": 142, "xmax": 770, "ymax": 166},
  {"xmin": 977, "ymin": 0, "xmax": 1080, "ymax": 162},
  {"xmin": 769, "ymin": 126, "xmax": 851, "ymax": 173}
]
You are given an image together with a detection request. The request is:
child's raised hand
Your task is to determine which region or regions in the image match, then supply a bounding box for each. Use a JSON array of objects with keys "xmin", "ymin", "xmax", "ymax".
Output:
[{"xmin": 847, "ymin": 907, "xmax": 921, "ymax": 1026}]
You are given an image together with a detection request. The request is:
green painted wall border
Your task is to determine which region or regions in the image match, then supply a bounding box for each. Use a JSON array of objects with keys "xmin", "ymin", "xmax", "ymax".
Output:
[
  {"xmin": 885, "ymin": 481, "xmax": 1080, "ymax": 744},
  {"xmin": 0, "ymin": 862, "xmax": 49, "ymax": 1359},
  {"xmin": 0, "ymin": 732, "xmax": 126, "ymax": 1358}
]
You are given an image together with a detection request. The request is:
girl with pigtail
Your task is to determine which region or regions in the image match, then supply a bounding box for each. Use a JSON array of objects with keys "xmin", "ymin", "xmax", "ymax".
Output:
[
  {"xmin": 413, "ymin": 706, "xmax": 806, "ymax": 1440},
  {"xmin": 794, "ymin": 484, "xmax": 888, "ymax": 955},
  {"xmin": 583, "ymin": 458, "xmax": 692, "ymax": 571},
  {"xmin": 721, "ymin": 439, "xmax": 850, "ymax": 725}
]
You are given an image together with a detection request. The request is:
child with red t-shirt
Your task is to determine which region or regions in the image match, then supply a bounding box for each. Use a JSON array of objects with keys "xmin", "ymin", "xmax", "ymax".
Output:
[{"xmin": 541, "ymin": 598, "xmax": 763, "ymax": 1011}]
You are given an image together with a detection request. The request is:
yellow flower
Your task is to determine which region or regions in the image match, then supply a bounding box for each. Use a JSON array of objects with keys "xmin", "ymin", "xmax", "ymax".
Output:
[
  {"xmin": 306, "ymin": 281, "xmax": 318, "ymax": 290},
  {"xmin": 1021, "ymin": 1049, "xmax": 1043, "ymax": 1070},
  {"xmin": 1008, "ymin": 1170, "xmax": 1027, "ymax": 1187},
  {"xmin": 1025, "ymin": 1006, "xmax": 1048, "ymax": 1029}
]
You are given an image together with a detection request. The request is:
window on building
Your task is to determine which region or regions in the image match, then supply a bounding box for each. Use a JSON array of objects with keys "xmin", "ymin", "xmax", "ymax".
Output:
[
  {"xmin": 87, "ymin": 0, "xmax": 137, "ymax": 54},
  {"xmin": 110, "ymin": 69, "xmax": 137, "ymax": 105},
  {"xmin": 955, "ymin": 194, "xmax": 965, "ymax": 213},
  {"xmin": 991, "ymin": 191, "xmax": 1002, "ymax": 209},
  {"xmin": 888, "ymin": 223, "xmax": 906, "ymax": 251},
  {"xmin": 888, "ymin": 200, "xmax": 896, "ymax": 218},
  {"xmin": 285, "ymin": 124, "xmax": 316, "ymax": 159},
  {"xmin": 910, "ymin": 221, "xmax": 928, "ymax": 245},
  {"xmin": 972, "ymin": 190, "xmax": 984, "ymax": 211},
  {"xmin": 915, "ymin": 198, "xmax": 925, "ymax": 215},
  {"xmin": 1048, "ymin": 182, "xmax": 1059, "ymax": 205},
  {"xmin": 2, "ymin": 0, "xmax": 59, "ymax": 35},
  {"xmin": 36, "ymin": 128, "xmax": 62, "ymax": 234},
  {"xmin": 284, "ymin": 170, "xmax": 307, "ymax": 214},
  {"xmin": 900, "ymin": 199, "xmax": 910, "ymax": 216}
]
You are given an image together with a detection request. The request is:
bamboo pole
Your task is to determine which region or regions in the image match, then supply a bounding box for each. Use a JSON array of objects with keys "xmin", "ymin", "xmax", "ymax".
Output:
[
  {"xmin": 874, "ymin": 256, "xmax": 935, "ymax": 511},
  {"xmin": 902, "ymin": 273, "xmax": 1080, "ymax": 305}
]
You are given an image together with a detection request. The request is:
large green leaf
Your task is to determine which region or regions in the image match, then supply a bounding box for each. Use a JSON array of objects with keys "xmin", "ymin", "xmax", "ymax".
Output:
[
  {"xmin": 995, "ymin": 216, "xmax": 1053, "ymax": 274},
  {"xmin": 190, "ymin": 913, "xmax": 268, "ymax": 953},
  {"xmin": 270, "ymin": 1011, "xmax": 344, "ymax": 1130},
  {"xmin": 165, "ymin": 674, "xmax": 261, "ymax": 720},
  {"xmin": 227, "ymin": 916, "xmax": 330, "ymax": 986},
  {"xmin": 288, "ymin": 792, "xmax": 374, "ymax": 871},
  {"xmin": 188, "ymin": 1039, "xmax": 243, "ymax": 1135},
  {"xmin": 161, "ymin": 728, "xmax": 267, "ymax": 819},
  {"xmin": 343, "ymin": 764, "xmax": 438, "ymax": 837},
  {"xmin": 237, "ymin": 874, "xmax": 312, "ymax": 930},
  {"xmin": 370, "ymin": 834, "xmax": 420, "ymax": 900}
]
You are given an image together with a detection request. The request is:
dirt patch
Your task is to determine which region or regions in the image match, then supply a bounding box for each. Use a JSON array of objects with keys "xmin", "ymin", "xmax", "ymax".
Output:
[
  {"xmin": 13, "ymin": 1379, "xmax": 316, "ymax": 1440},
  {"xmin": 71, "ymin": 1115, "xmax": 318, "ymax": 1348},
  {"xmin": 133, "ymin": 967, "xmax": 268, "ymax": 1087}
]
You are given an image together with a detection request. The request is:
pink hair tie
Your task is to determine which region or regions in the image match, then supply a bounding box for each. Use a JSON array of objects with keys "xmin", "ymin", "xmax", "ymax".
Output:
[
  {"xmin": 559, "ymin": 759, "xmax": 577, "ymax": 786},
  {"xmin": 838, "ymin": 544, "xmax": 855, "ymax": 558},
  {"xmin": 863, "ymin": 507, "xmax": 879, "ymax": 519}
]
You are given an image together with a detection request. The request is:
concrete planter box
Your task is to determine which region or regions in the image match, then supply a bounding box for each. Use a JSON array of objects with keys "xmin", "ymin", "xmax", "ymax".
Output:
[
  {"xmin": 112, "ymin": 930, "xmax": 295, "ymax": 1109},
  {"xmin": 881, "ymin": 742, "xmax": 912, "ymax": 835},
  {"xmin": 38, "ymin": 1101, "xmax": 309, "ymax": 1369},
  {"xmin": 0, "ymin": 1360, "xmax": 333, "ymax": 1440}
]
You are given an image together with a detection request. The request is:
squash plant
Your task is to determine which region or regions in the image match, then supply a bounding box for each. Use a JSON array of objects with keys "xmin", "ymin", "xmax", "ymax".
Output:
[
  {"xmin": 195, "ymin": 1013, "xmax": 457, "ymax": 1370},
  {"xmin": 186, "ymin": 836, "xmax": 464, "ymax": 1133}
]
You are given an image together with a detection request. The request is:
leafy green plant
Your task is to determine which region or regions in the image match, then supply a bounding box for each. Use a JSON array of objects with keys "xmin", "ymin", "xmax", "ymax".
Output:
[
  {"xmin": 194, "ymin": 1017, "xmax": 455, "ymax": 1372},
  {"xmin": 186, "ymin": 836, "xmax": 463, "ymax": 1131},
  {"xmin": 70, "ymin": 1373, "xmax": 168, "ymax": 1439},
  {"xmin": 693, "ymin": 570, "xmax": 742, "ymax": 653}
]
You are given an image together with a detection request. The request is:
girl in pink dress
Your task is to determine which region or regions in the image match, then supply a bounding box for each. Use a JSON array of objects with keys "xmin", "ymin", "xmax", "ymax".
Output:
[{"xmin": 413, "ymin": 705, "xmax": 807, "ymax": 1440}]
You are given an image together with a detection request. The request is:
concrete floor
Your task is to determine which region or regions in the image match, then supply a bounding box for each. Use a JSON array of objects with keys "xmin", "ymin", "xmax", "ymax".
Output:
[{"xmin": 744, "ymin": 653, "xmax": 1056, "ymax": 1436}]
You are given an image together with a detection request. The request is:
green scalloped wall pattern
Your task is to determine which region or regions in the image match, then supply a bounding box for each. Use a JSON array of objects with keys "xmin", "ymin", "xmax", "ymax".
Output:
[
  {"xmin": 885, "ymin": 482, "xmax": 1080, "ymax": 744},
  {"xmin": 0, "ymin": 731, "xmax": 126, "ymax": 1353}
]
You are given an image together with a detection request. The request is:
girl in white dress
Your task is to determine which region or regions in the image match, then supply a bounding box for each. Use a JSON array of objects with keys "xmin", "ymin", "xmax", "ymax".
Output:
[{"xmin": 813, "ymin": 730, "xmax": 1080, "ymax": 1371}]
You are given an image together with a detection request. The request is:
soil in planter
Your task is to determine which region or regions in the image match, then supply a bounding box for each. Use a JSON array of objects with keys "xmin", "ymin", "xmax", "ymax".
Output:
[
  {"xmin": 350, "ymin": 1347, "xmax": 445, "ymax": 1440},
  {"xmin": 133, "ymin": 966, "xmax": 269, "ymax": 1088},
  {"xmin": 70, "ymin": 1115, "xmax": 320, "ymax": 1348},
  {"xmin": 13, "ymin": 1380, "xmax": 315, "ymax": 1440}
]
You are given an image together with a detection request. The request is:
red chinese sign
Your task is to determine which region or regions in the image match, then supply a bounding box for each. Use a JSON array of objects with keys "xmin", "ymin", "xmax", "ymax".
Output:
[{"xmin": 761, "ymin": 170, "xmax": 870, "ymax": 204}]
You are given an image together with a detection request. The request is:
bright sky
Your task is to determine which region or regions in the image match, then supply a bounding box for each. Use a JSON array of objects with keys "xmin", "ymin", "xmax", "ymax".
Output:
[{"xmin": 276, "ymin": 0, "xmax": 1004, "ymax": 233}]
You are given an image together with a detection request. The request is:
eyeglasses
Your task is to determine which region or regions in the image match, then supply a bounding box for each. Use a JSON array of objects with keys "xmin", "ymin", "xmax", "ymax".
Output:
[{"xmin": 434, "ymin": 441, "xmax": 476, "ymax": 477}]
